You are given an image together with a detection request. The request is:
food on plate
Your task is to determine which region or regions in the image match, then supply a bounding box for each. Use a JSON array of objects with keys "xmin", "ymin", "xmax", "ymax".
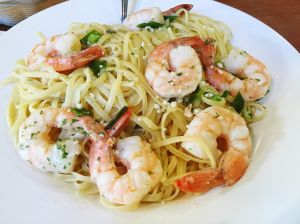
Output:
[{"xmin": 1, "ymin": 3, "xmax": 271, "ymax": 210}]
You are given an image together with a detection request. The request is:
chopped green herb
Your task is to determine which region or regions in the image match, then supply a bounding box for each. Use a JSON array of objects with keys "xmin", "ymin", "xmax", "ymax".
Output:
[
  {"xmin": 71, "ymin": 118, "xmax": 78, "ymax": 124},
  {"xmin": 71, "ymin": 108, "xmax": 91, "ymax": 117},
  {"xmin": 186, "ymin": 86, "xmax": 201, "ymax": 105},
  {"xmin": 57, "ymin": 142, "xmax": 68, "ymax": 159},
  {"xmin": 176, "ymin": 72, "xmax": 183, "ymax": 76},
  {"xmin": 106, "ymin": 29, "xmax": 116, "ymax": 34},
  {"xmin": 89, "ymin": 60, "xmax": 107, "ymax": 77},
  {"xmin": 75, "ymin": 127, "xmax": 89, "ymax": 136},
  {"xmin": 265, "ymin": 89, "xmax": 270, "ymax": 96},
  {"xmin": 61, "ymin": 119, "xmax": 67, "ymax": 125},
  {"xmin": 255, "ymin": 78, "xmax": 261, "ymax": 82},
  {"xmin": 137, "ymin": 21, "xmax": 164, "ymax": 29},
  {"xmin": 40, "ymin": 110, "xmax": 43, "ymax": 114},
  {"xmin": 80, "ymin": 30, "xmax": 102, "ymax": 47},
  {"xmin": 188, "ymin": 148, "xmax": 193, "ymax": 151},
  {"xmin": 63, "ymin": 165, "xmax": 66, "ymax": 169},
  {"xmin": 221, "ymin": 90, "xmax": 230, "ymax": 98},
  {"xmin": 163, "ymin": 15, "xmax": 177, "ymax": 22},
  {"xmin": 47, "ymin": 157, "xmax": 51, "ymax": 162},
  {"xmin": 204, "ymin": 38, "xmax": 215, "ymax": 45},
  {"xmin": 232, "ymin": 92, "xmax": 245, "ymax": 113},
  {"xmin": 30, "ymin": 131, "xmax": 40, "ymax": 140}
]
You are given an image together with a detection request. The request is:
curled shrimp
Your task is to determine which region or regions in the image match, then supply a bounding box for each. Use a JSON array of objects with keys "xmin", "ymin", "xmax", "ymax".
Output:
[
  {"xmin": 205, "ymin": 48, "xmax": 271, "ymax": 101},
  {"xmin": 178, "ymin": 106, "xmax": 252, "ymax": 192},
  {"xmin": 18, "ymin": 106, "xmax": 132, "ymax": 174},
  {"xmin": 145, "ymin": 36, "xmax": 215, "ymax": 98},
  {"xmin": 123, "ymin": 4, "xmax": 193, "ymax": 30},
  {"xmin": 89, "ymin": 135, "xmax": 163, "ymax": 205},
  {"xmin": 26, "ymin": 33, "xmax": 104, "ymax": 74},
  {"xmin": 18, "ymin": 108, "xmax": 89, "ymax": 173}
]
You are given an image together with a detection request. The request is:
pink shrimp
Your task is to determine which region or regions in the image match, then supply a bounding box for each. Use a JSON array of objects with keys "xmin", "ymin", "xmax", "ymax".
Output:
[
  {"xmin": 177, "ymin": 106, "xmax": 251, "ymax": 193},
  {"xmin": 205, "ymin": 48, "xmax": 271, "ymax": 101},
  {"xmin": 162, "ymin": 4, "xmax": 193, "ymax": 16},
  {"xmin": 145, "ymin": 36, "xmax": 215, "ymax": 98},
  {"xmin": 88, "ymin": 108, "xmax": 163, "ymax": 205},
  {"xmin": 27, "ymin": 33, "xmax": 104, "ymax": 74},
  {"xmin": 123, "ymin": 4, "xmax": 193, "ymax": 30}
]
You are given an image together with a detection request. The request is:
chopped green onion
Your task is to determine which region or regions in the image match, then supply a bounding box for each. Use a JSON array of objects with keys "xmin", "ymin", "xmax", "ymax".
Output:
[
  {"xmin": 204, "ymin": 38, "xmax": 215, "ymax": 45},
  {"xmin": 186, "ymin": 86, "xmax": 202, "ymax": 106},
  {"xmin": 163, "ymin": 15, "xmax": 177, "ymax": 22},
  {"xmin": 216, "ymin": 61, "xmax": 225, "ymax": 69},
  {"xmin": 71, "ymin": 108, "xmax": 91, "ymax": 117},
  {"xmin": 89, "ymin": 60, "xmax": 107, "ymax": 77},
  {"xmin": 80, "ymin": 30, "xmax": 102, "ymax": 47},
  {"xmin": 137, "ymin": 21, "xmax": 164, "ymax": 29},
  {"xmin": 105, "ymin": 106, "xmax": 128, "ymax": 131},
  {"xmin": 221, "ymin": 90, "xmax": 230, "ymax": 98},
  {"xmin": 232, "ymin": 92, "xmax": 245, "ymax": 113},
  {"xmin": 203, "ymin": 92, "xmax": 223, "ymax": 102}
]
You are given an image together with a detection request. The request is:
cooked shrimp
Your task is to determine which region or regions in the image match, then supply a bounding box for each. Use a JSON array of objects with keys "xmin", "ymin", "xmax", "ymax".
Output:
[
  {"xmin": 26, "ymin": 33, "xmax": 104, "ymax": 73},
  {"xmin": 123, "ymin": 4, "xmax": 193, "ymax": 30},
  {"xmin": 205, "ymin": 48, "xmax": 271, "ymax": 101},
  {"xmin": 162, "ymin": 4, "xmax": 193, "ymax": 16},
  {"xmin": 89, "ymin": 136, "xmax": 163, "ymax": 205},
  {"xmin": 123, "ymin": 7, "xmax": 164, "ymax": 30},
  {"xmin": 18, "ymin": 108, "xmax": 89, "ymax": 173},
  {"xmin": 145, "ymin": 36, "xmax": 215, "ymax": 98},
  {"xmin": 18, "ymin": 106, "xmax": 132, "ymax": 174},
  {"xmin": 178, "ymin": 106, "xmax": 251, "ymax": 192}
]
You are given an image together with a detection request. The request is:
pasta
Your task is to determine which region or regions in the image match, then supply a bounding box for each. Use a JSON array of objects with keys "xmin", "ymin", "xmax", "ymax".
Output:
[{"xmin": 1, "ymin": 7, "xmax": 269, "ymax": 210}]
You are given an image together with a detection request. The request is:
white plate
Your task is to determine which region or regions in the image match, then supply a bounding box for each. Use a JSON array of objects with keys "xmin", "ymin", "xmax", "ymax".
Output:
[{"xmin": 0, "ymin": 0, "xmax": 300, "ymax": 223}]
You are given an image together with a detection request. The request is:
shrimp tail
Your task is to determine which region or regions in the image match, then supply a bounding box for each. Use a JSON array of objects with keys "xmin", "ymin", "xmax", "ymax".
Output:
[
  {"xmin": 162, "ymin": 4, "xmax": 193, "ymax": 16},
  {"xmin": 222, "ymin": 149, "xmax": 249, "ymax": 186},
  {"xmin": 105, "ymin": 107, "xmax": 132, "ymax": 137},
  {"xmin": 175, "ymin": 168, "xmax": 225, "ymax": 193},
  {"xmin": 150, "ymin": 36, "xmax": 215, "ymax": 69},
  {"xmin": 175, "ymin": 150, "xmax": 250, "ymax": 193},
  {"xmin": 89, "ymin": 106, "xmax": 132, "ymax": 175},
  {"xmin": 173, "ymin": 36, "xmax": 216, "ymax": 67},
  {"xmin": 46, "ymin": 45, "xmax": 104, "ymax": 74}
]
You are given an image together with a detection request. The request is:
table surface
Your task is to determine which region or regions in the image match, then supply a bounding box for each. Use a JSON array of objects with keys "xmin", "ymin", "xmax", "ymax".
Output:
[{"xmin": 0, "ymin": 0, "xmax": 299, "ymax": 52}]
